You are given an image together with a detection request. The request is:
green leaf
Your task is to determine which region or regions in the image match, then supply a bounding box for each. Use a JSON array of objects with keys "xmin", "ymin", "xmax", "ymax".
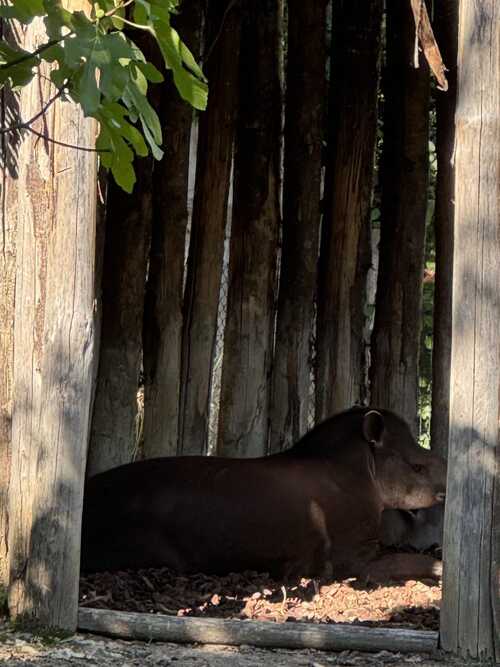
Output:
[
  {"xmin": 152, "ymin": 23, "xmax": 207, "ymax": 110},
  {"xmin": 43, "ymin": 0, "xmax": 75, "ymax": 38},
  {"xmin": 0, "ymin": 0, "xmax": 44, "ymax": 23},
  {"xmin": 130, "ymin": 63, "xmax": 148, "ymax": 95},
  {"xmin": 0, "ymin": 43, "xmax": 37, "ymax": 89},
  {"xmin": 97, "ymin": 121, "xmax": 136, "ymax": 193},
  {"xmin": 78, "ymin": 63, "xmax": 100, "ymax": 115},
  {"xmin": 124, "ymin": 81, "xmax": 161, "ymax": 145},
  {"xmin": 141, "ymin": 121, "xmax": 163, "ymax": 160},
  {"xmin": 137, "ymin": 61, "xmax": 164, "ymax": 84}
]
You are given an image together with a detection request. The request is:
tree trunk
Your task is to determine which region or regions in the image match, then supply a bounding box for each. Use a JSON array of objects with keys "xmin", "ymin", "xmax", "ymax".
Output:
[
  {"xmin": 369, "ymin": 0, "xmax": 430, "ymax": 435},
  {"xmin": 316, "ymin": 0, "xmax": 383, "ymax": 421},
  {"xmin": 86, "ymin": 159, "xmax": 152, "ymax": 476},
  {"xmin": 269, "ymin": 0, "xmax": 327, "ymax": 452},
  {"xmin": 7, "ymin": 14, "xmax": 98, "ymax": 630},
  {"xmin": 142, "ymin": 2, "xmax": 202, "ymax": 459},
  {"xmin": 440, "ymin": 0, "xmax": 499, "ymax": 660},
  {"xmin": 217, "ymin": 0, "xmax": 280, "ymax": 458},
  {"xmin": 0, "ymin": 18, "xmax": 19, "ymax": 588},
  {"xmin": 179, "ymin": 1, "xmax": 242, "ymax": 455},
  {"xmin": 429, "ymin": 0, "xmax": 458, "ymax": 458}
]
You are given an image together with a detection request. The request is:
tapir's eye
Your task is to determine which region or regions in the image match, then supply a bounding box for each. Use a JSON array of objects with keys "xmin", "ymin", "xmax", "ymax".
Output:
[{"xmin": 411, "ymin": 463, "xmax": 425, "ymax": 474}]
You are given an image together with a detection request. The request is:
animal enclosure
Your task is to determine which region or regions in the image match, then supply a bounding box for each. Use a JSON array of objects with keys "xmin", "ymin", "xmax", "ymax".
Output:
[{"xmin": 0, "ymin": 0, "xmax": 498, "ymax": 661}]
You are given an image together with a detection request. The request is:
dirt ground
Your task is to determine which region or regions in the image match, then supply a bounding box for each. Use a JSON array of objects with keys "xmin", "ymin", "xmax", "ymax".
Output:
[
  {"xmin": 0, "ymin": 562, "xmax": 483, "ymax": 666},
  {"xmin": 0, "ymin": 620, "xmax": 489, "ymax": 667},
  {"xmin": 79, "ymin": 567, "xmax": 441, "ymax": 630}
]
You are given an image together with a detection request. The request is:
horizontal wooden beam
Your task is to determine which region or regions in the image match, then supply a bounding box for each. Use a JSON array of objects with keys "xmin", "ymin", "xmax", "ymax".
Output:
[{"xmin": 78, "ymin": 607, "xmax": 438, "ymax": 654}]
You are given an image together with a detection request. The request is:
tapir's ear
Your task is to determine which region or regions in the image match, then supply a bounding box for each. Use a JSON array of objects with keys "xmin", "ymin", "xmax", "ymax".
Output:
[{"xmin": 362, "ymin": 410, "xmax": 385, "ymax": 447}]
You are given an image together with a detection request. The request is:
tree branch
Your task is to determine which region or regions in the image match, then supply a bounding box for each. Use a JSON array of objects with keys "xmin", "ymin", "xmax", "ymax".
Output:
[
  {"xmin": 28, "ymin": 127, "xmax": 108, "ymax": 152},
  {"xmin": 0, "ymin": 33, "xmax": 73, "ymax": 72}
]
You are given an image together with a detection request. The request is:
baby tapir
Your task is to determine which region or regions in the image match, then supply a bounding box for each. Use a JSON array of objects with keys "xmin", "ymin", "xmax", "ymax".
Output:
[{"xmin": 81, "ymin": 407, "xmax": 446, "ymax": 580}]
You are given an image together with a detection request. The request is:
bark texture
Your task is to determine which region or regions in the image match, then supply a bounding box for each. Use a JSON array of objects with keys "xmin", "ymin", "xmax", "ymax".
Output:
[
  {"xmin": 217, "ymin": 0, "xmax": 280, "ymax": 458},
  {"xmin": 429, "ymin": 0, "xmax": 458, "ymax": 458},
  {"xmin": 316, "ymin": 0, "xmax": 383, "ymax": 421},
  {"xmin": 7, "ymin": 11, "xmax": 98, "ymax": 630},
  {"xmin": 369, "ymin": 0, "xmax": 430, "ymax": 435},
  {"xmin": 269, "ymin": 0, "xmax": 327, "ymax": 451},
  {"xmin": 142, "ymin": 2, "xmax": 202, "ymax": 459},
  {"xmin": 180, "ymin": 1, "xmax": 242, "ymax": 455},
  {"xmin": 440, "ymin": 0, "xmax": 500, "ymax": 660},
  {"xmin": 87, "ymin": 158, "xmax": 152, "ymax": 476}
]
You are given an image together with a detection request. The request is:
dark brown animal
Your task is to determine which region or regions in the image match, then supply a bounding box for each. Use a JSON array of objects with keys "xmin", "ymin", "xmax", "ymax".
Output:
[{"xmin": 81, "ymin": 407, "xmax": 446, "ymax": 579}]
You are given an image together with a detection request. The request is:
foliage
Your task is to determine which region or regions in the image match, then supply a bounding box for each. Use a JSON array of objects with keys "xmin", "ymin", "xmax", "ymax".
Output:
[
  {"xmin": 418, "ymin": 107, "xmax": 437, "ymax": 449},
  {"xmin": 0, "ymin": 0, "xmax": 207, "ymax": 192}
]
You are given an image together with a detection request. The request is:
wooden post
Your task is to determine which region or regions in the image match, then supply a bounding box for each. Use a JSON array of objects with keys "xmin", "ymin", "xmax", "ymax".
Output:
[
  {"xmin": 316, "ymin": 0, "xmax": 382, "ymax": 420},
  {"xmin": 217, "ymin": 0, "xmax": 280, "ymax": 458},
  {"xmin": 179, "ymin": 1, "xmax": 242, "ymax": 455},
  {"xmin": 87, "ymin": 159, "xmax": 152, "ymax": 475},
  {"xmin": 269, "ymin": 0, "xmax": 326, "ymax": 451},
  {"xmin": 440, "ymin": 0, "xmax": 500, "ymax": 660},
  {"xmin": 142, "ymin": 2, "xmax": 202, "ymax": 459},
  {"xmin": 7, "ymin": 10, "xmax": 98, "ymax": 630},
  {"xmin": 369, "ymin": 0, "xmax": 430, "ymax": 435},
  {"xmin": 0, "ymin": 18, "xmax": 19, "ymax": 588},
  {"xmin": 430, "ymin": 0, "xmax": 458, "ymax": 459}
]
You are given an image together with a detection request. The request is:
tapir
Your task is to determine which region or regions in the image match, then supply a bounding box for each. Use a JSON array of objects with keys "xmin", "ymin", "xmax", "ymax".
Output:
[{"xmin": 81, "ymin": 407, "xmax": 446, "ymax": 580}]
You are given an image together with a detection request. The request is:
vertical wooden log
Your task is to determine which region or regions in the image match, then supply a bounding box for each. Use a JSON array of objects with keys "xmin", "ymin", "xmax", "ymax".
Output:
[
  {"xmin": 143, "ymin": 7, "xmax": 200, "ymax": 460},
  {"xmin": 316, "ymin": 0, "xmax": 383, "ymax": 421},
  {"xmin": 142, "ymin": 2, "xmax": 202, "ymax": 459},
  {"xmin": 440, "ymin": 0, "xmax": 499, "ymax": 660},
  {"xmin": 0, "ymin": 18, "xmax": 20, "ymax": 589},
  {"xmin": 429, "ymin": 0, "xmax": 458, "ymax": 458},
  {"xmin": 369, "ymin": 0, "xmax": 430, "ymax": 435},
  {"xmin": 180, "ymin": 1, "xmax": 242, "ymax": 455},
  {"xmin": 7, "ymin": 13, "xmax": 97, "ymax": 630},
  {"xmin": 217, "ymin": 0, "xmax": 280, "ymax": 458},
  {"xmin": 86, "ymin": 159, "xmax": 152, "ymax": 476},
  {"xmin": 269, "ymin": 0, "xmax": 327, "ymax": 452}
]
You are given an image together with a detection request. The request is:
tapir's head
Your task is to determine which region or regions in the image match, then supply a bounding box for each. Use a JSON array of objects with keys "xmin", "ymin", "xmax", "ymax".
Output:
[{"xmin": 361, "ymin": 409, "xmax": 447, "ymax": 511}]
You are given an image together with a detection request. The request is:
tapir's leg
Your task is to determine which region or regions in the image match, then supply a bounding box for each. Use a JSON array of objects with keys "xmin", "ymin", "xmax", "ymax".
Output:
[{"xmin": 361, "ymin": 553, "xmax": 442, "ymax": 583}]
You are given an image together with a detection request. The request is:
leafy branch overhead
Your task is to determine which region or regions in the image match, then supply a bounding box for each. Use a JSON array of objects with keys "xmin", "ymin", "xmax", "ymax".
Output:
[{"xmin": 0, "ymin": 0, "xmax": 208, "ymax": 192}]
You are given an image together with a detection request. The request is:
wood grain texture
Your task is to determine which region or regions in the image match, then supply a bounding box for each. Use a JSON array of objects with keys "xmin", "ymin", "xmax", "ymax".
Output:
[
  {"xmin": 369, "ymin": 0, "xmax": 430, "ymax": 435},
  {"xmin": 269, "ymin": 0, "xmax": 326, "ymax": 452},
  {"xmin": 180, "ymin": 1, "xmax": 242, "ymax": 455},
  {"xmin": 316, "ymin": 0, "xmax": 382, "ymax": 420},
  {"xmin": 78, "ymin": 607, "xmax": 438, "ymax": 653},
  {"xmin": 0, "ymin": 18, "xmax": 20, "ymax": 588},
  {"xmin": 430, "ymin": 0, "xmax": 458, "ymax": 458},
  {"xmin": 142, "ymin": 3, "xmax": 201, "ymax": 459},
  {"xmin": 440, "ymin": 0, "xmax": 500, "ymax": 660},
  {"xmin": 217, "ymin": 0, "xmax": 280, "ymax": 458},
  {"xmin": 87, "ymin": 158, "xmax": 152, "ymax": 475},
  {"xmin": 7, "ymin": 6, "xmax": 98, "ymax": 630}
]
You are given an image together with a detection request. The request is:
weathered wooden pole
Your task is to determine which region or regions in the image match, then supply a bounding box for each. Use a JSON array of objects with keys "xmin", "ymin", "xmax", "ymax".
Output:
[
  {"xmin": 87, "ymin": 157, "xmax": 152, "ymax": 475},
  {"xmin": 142, "ymin": 1, "xmax": 202, "ymax": 459},
  {"xmin": 316, "ymin": 0, "xmax": 383, "ymax": 420},
  {"xmin": 0, "ymin": 18, "xmax": 17, "ymax": 588},
  {"xmin": 6, "ymin": 10, "xmax": 98, "ymax": 630},
  {"xmin": 269, "ymin": 0, "xmax": 326, "ymax": 452},
  {"xmin": 179, "ymin": 0, "xmax": 242, "ymax": 455},
  {"xmin": 430, "ymin": 0, "xmax": 458, "ymax": 459},
  {"xmin": 369, "ymin": 0, "xmax": 430, "ymax": 436},
  {"xmin": 440, "ymin": 0, "xmax": 499, "ymax": 660},
  {"xmin": 217, "ymin": 0, "xmax": 281, "ymax": 458}
]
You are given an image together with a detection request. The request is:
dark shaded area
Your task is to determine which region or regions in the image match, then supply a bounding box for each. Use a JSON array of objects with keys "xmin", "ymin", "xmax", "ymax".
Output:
[{"xmin": 0, "ymin": 17, "xmax": 23, "ymax": 178}]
